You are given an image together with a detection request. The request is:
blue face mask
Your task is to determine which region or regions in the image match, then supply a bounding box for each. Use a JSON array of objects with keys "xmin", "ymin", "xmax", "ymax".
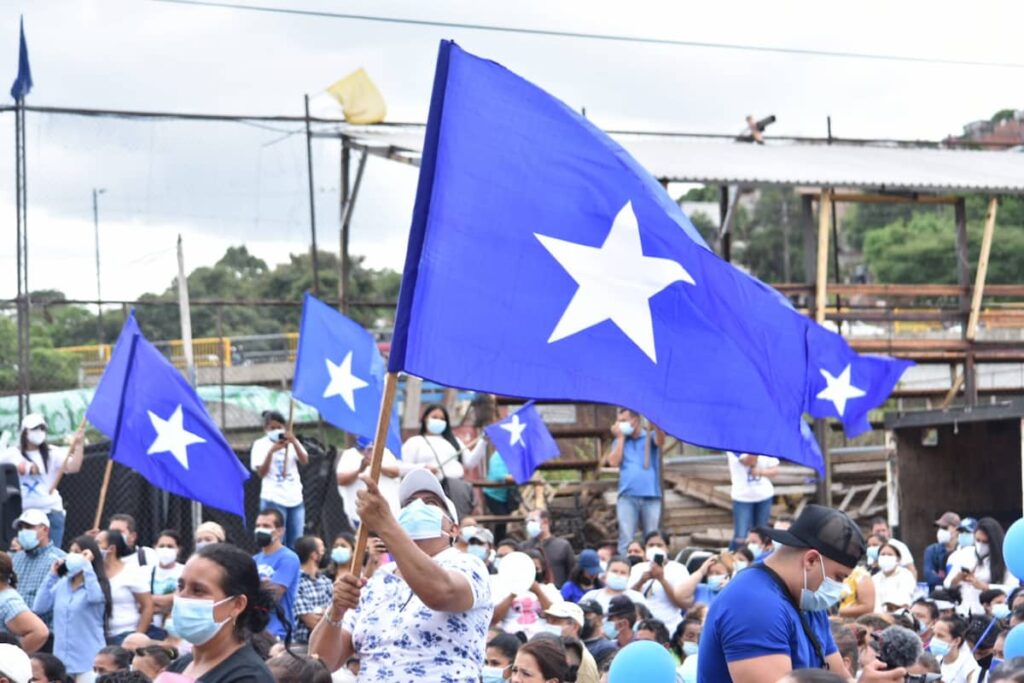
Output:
[
  {"xmin": 866, "ymin": 546, "xmax": 880, "ymax": 564},
  {"xmin": 397, "ymin": 498, "xmax": 446, "ymax": 541},
  {"xmin": 481, "ymin": 666, "xmax": 507, "ymax": 683},
  {"xmin": 171, "ymin": 595, "xmax": 235, "ymax": 645},
  {"xmin": 331, "ymin": 547, "xmax": 352, "ymax": 566},
  {"xmin": 993, "ymin": 603, "xmax": 1011, "ymax": 620},
  {"xmin": 682, "ymin": 641, "xmax": 699, "ymax": 657},
  {"xmin": 928, "ymin": 637, "xmax": 951, "ymax": 658},
  {"xmin": 959, "ymin": 532, "xmax": 974, "ymax": 548},
  {"xmin": 991, "ymin": 657, "xmax": 1005, "ymax": 673},
  {"xmin": 618, "ymin": 421, "xmax": 635, "ymax": 437},
  {"xmin": 64, "ymin": 552, "xmax": 89, "ymax": 576},
  {"xmin": 799, "ymin": 557, "xmax": 843, "ymax": 612},
  {"xmin": 707, "ymin": 574, "xmax": 727, "ymax": 592},
  {"xmin": 606, "ymin": 573, "xmax": 629, "ymax": 591},
  {"xmin": 468, "ymin": 545, "xmax": 489, "ymax": 561},
  {"xmin": 603, "ymin": 620, "xmax": 619, "ymax": 639},
  {"xmin": 17, "ymin": 528, "xmax": 39, "ymax": 551}
]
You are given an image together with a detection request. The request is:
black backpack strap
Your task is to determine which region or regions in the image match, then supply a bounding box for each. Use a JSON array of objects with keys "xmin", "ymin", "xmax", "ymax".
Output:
[{"xmin": 752, "ymin": 563, "xmax": 828, "ymax": 670}]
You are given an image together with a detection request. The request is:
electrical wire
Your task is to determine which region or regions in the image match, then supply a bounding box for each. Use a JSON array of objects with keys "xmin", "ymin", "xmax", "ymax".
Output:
[{"xmin": 151, "ymin": 0, "xmax": 1024, "ymax": 69}]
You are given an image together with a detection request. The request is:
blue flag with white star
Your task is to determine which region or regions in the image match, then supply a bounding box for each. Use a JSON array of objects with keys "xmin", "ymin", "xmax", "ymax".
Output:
[
  {"xmin": 388, "ymin": 41, "xmax": 906, "ymax": 465},
  {"xmin": 109, "ymin": 332, "xmax": 250, "ymax": 518},
  {"xmin": 484, "ymin": 402, "xmax": 559, "ymax": 484},
  {"xmin": 10, "ymin": 17, "xmax": 32, "ymax": 101},
  {"xmin": 292, "ymin": 293, "xmax": 402, "ymax": 454},
  {"xmin": 87, "ymin": 311, "xmax": 141, "ymax": 438}
]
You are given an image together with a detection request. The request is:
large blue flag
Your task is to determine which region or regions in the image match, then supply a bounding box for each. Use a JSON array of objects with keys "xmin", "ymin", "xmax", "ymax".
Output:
[
  {"xmin": 87, "ymin": 312, "xmax": 141, "ymax": 438},
  {"xmin": 10, "ymin": 17, "xmax": 31, "ymax": 101},
  {"xmin": 108, "ymin": 333, "xmax": 250, "ymax": 518},
  {"xmin": 389, "ymin": 41, "xmax": 906, "ymax": 463},
  {"xmin": 292, "ymin": 293, "xmax": 402, "ymax": 454},
  {"xmin": 484, "ymin": 402, "xmax": 559, "ymax": 484}
]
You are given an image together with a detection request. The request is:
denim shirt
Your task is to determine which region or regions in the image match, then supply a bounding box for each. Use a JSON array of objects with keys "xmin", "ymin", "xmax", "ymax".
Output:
[{"xmin": 33, "ymin": 565, "xmax": 106, "ymax": 675}]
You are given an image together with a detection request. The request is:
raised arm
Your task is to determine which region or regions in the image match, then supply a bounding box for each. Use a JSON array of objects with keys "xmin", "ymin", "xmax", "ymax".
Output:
[
  {"xmin": 308, "ymin": 572, "xmax": 359, "ymax": 673},
  {"xmin": 288, "ymin": 436, "xmax": 309, "ymax": 466}
]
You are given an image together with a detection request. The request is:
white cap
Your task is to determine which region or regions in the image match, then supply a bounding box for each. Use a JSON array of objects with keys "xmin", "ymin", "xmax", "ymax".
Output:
[
  {"xmin": 12, "ymin": 509, "xmax": 49, "ymax": 529},
  {"xmin": 0, "ymin": 643, "xmax": 32, "ymax": 683},
  {"xmin": 543, "ymin": 601, "xmax": 585, "ymax": 627},
  {"xmin": 399, "ymin": 469, "xmax": 459, "ymax": 524},
  {"xmin": 19, "ymin": 413, "xmax": 45, "ymax": 433}
]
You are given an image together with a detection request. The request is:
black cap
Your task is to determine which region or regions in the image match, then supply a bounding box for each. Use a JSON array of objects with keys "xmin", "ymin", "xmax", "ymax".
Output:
[
  {"xmin": 579, "ymin": 599, "xmax": 603, "ymax": 617},
  {"xmin": 762, "ymin": 504, "xmax": 865, "ymax": 568},
  {"xmin": 607, "ymin": 595, "xmax": 636, "ymax": 619}
]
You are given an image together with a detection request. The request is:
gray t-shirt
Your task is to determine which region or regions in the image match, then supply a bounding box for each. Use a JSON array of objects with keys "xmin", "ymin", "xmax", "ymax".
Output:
[{"xmin": 526, "ymin": 535, "xmax": 575, "ymax": 587}]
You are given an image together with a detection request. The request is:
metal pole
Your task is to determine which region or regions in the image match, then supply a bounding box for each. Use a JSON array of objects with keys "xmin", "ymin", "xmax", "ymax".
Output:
[
  {"xmin": 339, "ymin": 149, "xmax": 369, "ymax": 313},
  {"xmin": 339, "ymin": 141, "xmax": 350, "ymax": 310},
  {"xmin": 217, "ymin": 305, "xmax": 226, "ymax": 430},
  {"xmin": 304, "ymin": 94, "xmax": 320, "ymax": 296},
  {"xmin": 93, "ymin": 188, "xmax": 106, "ymax": 345},
  {"xmin": 176, "ymin": 235, "xmax": 203, "ymax": 529},
  {"xmin": 14, "ymin": 100, "xmax": 24, "ymax": 422}
]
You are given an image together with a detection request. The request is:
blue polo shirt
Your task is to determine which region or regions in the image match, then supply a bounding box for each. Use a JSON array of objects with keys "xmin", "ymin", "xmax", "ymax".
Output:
[
  {"xmin": 618, "ymin": 431, "xmax": 660, "ymax": 497},
  {"xmin": 698, "ymin": 563, "xmax": 837, "ymax": 681},
  {"xmin": 254, "ymin": 546, "xmax": 300, "ymax": 639}
]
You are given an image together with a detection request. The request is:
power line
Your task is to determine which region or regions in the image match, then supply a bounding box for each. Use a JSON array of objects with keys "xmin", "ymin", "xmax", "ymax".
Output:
[{"xmin": 151, "ymin": 0, "xmax": 1024, "ymax": 69}]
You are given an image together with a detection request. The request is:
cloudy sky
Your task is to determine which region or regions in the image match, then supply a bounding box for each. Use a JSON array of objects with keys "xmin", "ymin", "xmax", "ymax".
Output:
[{"xmin": 0, "ymin": 0, "xmax": 1021, "ymax": 304}]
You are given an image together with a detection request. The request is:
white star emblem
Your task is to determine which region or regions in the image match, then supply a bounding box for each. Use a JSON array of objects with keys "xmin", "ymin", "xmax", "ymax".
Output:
[
  {"xmin": 816, "ymin": 364, "xmax": 867, "ymax": 417},
  {"xmin": 535, "ymin": 201, "xmax": 695, "ymax": 363},
  {"xmin": 323, "ymin": 351, "xmax": 369, "ymax": 411},
  {"xmin": 500, "ymin": 414, "xmax": 528, "ymax": 447},
  {"xmin": 147, "ymin": 404, "xmax": 206, "ymax": 470}
]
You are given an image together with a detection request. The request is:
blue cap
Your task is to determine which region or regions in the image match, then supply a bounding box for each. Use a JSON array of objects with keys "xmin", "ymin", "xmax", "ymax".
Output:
[
  {"xmin": 356, "ymin": 436, "xmax": 372, "ymax": 449},
  {"xmin": 959, "ymin": 517, "xmax": 979, "ymax": 533},
  {"xmin": 577, "ymin": 549, "xmax": 601, "ymax": 574}
]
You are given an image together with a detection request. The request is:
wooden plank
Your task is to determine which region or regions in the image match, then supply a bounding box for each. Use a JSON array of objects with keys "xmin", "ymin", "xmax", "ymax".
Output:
[
  {"xmin": 966, "ymin": 197, "xmax": 999, "ymax": 341},
  {"xmin": 858, "ymin": 481, "xmax": 884, "ymax": 517},
  {"xmin": 815, "ymin": 190, "xmax": 831, "ymax": 324}
]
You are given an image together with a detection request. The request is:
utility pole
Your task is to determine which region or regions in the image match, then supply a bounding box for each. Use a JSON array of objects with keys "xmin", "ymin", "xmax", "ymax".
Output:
[
  {"xmin": 93, "ymin": 188, "xmax": 106, "ymax": 346},
  {"xmin": 176, "ymin": 235, "xmax": 203, "ymax": 529}
]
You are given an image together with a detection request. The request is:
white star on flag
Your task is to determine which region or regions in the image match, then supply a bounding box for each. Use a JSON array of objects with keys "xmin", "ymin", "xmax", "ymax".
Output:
[
  {"xmin": 500, "ymin": 414, "xmax": 528, "ymax": 447},
  {"xmin": 816, "ymin": 364, "xmax": 867, "ymax": 417},
  {"xmin": 535, "ymin": 200, "xmax": 695, "ymax": 363},
  {"xmin": 323, "ymin": 351, "xmax": 369, "ymax": 411},
  {"xmin": 147, "ymin": 405, "xmax": 206, "ymax": 470}
]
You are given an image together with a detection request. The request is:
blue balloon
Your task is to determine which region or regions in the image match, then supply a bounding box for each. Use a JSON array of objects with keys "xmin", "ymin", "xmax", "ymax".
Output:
[
  {"xmin": 1005, "ymin": 624, "xmax": 1024, "ymax": 659},
  {"xmin": 1003, "ymin": 519, "xmax": 1024, "ymax": 579},
  {"xmin": 609, "ymin": 641, "xmax": 677, "ymax": 683}
]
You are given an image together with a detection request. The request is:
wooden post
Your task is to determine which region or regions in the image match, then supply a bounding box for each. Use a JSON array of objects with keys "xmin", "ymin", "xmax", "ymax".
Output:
[
  {"xmin": 281, "ymin": 399, "xmax": 296, "ymax": 478},
  {"xmin": 348, "ymin": 372, "xmax": 399, "ymax": 574},
  {"xmin": 815, "ymin": 191, "xmax": 831, "ymax": 325},
  {"xmin": 801, "ymin": 194, "xmax": 816, "ymax": 306},
  {"xmin": 93, "ymin": 459, "xmax": 114, "ymax": 530},
  {"xmin": 966, "ymin": 197, "xmax": 999, "ymax": 341}
]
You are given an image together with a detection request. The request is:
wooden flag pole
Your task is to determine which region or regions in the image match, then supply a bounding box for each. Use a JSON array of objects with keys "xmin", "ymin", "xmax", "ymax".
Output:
[
  {"xmin": 50, "ymin": 416, "xmax": 86, "ymax": 495},
  {"xmin": 348, "ymin": 372, "xmax": 399, "ymax": 575},
  {"xmin": 93, "ymin": 459, "xmax": 114, "ymax": 531},
  {"xmin": 281, "ymin": 399, "xmax": 296, "ymax": 478}
]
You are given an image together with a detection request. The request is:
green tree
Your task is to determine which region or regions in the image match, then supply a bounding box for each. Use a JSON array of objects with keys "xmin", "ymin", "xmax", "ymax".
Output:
[{"xmin": 0, "ymin": 315, "xmax": 81, "ymax": 392}]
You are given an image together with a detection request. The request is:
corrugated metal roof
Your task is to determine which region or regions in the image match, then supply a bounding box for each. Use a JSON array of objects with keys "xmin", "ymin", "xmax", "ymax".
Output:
[{"xmin": 338, "ymin": 125, "xmax": 1024, "ymax": 195}]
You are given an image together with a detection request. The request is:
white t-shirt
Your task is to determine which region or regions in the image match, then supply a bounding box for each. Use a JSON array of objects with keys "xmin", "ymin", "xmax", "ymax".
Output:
[
  {"xmin": 872, "ymin": 566, "xmax": 916, "ymax": 611},
  {"xmin": 727, "ymin": 452, "xmax": 779, "ymax": 503},
  {"xmin": 0, "ymin": 446, "xmax": 69, "ymax": 513},
  {"xmin": 399, "ymin": 435, "xmax": 486, "ymax": 479},
  {"xmin": 491, "ymin": 579, "xmax": 562, "ymax": 638},
  {"xmin": 335, "ymin": 448, "xmax": 401, "ymax": 527},
  {"xmin": 122, "ymin": 546, "xmax": 159, "ymax": 571},
  {"xmin": 107, "ymin": 563, "xmax": 151, "ymax": 637},
  {"xmin": 579, "ymin": 587, "xmax": 647, "ymax": 613},
  {"xmin": 944, "ymin": 547, "xmax": 1017, "ymax": 615},
  {"xmin": 149, "ymin": 562, "xmax": 184, "ymax": 627},
  {"xmin": 628, "ymin": 560, "xmax": 690, "ymax": 631},
  {"xmin": 249, "ymin": 436, "xmax": 304, "ymax": 508},
  {"xmin": 940, "ymin": 644, "xmax": 982, "ymax": 683}
]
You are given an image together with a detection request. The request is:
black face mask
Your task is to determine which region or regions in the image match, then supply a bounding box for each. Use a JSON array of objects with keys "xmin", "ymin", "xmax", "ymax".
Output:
[
  {"xmin": 627, "ymin": 556, "xmax": 643, "ymax": 568},
  {"xmin": 254, "ymin": 529, "xmax": 274, "ymax": 548},
  {"xmin": 535, "ymin": 572, "xmax": 544, "ymax": 583},
  {"xmin": 581, "ymin": 618, "xmax": 596, "ymax": 640},
  {"xmin": 317, "ymin": 552, "xmax": 330, "ymax": 570}
]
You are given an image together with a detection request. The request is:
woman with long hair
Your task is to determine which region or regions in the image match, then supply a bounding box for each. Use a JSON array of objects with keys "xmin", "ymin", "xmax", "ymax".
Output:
[
  {"xmin": 163, "ymin": 543, "xmax": 278, "ymax": 682},
  {"xmin": 511, "ymin": 638, "xmax": 572, "ymax": 683},
  {"xmin": 33, "ymin": 534, "xmax": 111, "ymax": 682},
  {"xmin": 97, "ymin": 529, "xmax": 154, "ymax": 644},
  {"xmin": 947, "ymin": 517, "xmax": 1015, "ymax": 615}
]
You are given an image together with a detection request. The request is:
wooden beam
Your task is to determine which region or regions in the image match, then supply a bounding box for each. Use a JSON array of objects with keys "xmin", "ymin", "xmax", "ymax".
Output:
[
  {"xmin": 815, "ymin": 191, "xmax": 831, "ymax": 324},
  {"xmin": 966, "ymin": 197, "xmax": 999, "ymax": 341},
  {"xmin": 828, "ymin": 192, "xmax": 960, "ymax": 206},
  {"xmin": 939, "ymin": 370, "xmax": 965, "ymax": 409}
]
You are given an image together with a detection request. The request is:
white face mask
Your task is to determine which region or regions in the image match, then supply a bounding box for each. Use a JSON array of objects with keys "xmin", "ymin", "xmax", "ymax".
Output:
[
  {"xmin": 937, "ymin": 528, "xmax": 952, "ymax": 545},
  {"xmin": 156, "ymin": 547, "xmax": 179, "ymax": 567},
  {"xmin": 27, "ymin": 430, "xmax": 46, "ymax": 446},
  {"xmin": 878, "ymin": 555, "xmax": 898, "ymax": 573},
  {"xmin": 645, "ymin": 547, "xmax": 666, "ymax": 564},
  {"xmin": 976, "ymin": 542, "xmax": 990, "ymax": 558}
]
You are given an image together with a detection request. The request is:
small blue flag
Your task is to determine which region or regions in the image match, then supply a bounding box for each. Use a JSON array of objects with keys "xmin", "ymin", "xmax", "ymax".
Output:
[
  {"xmin": 109, "ymin": 332, "xmax": 250, "ymax": 518},
  {"xmin": 292, "ymin": 293, "xmax": 402, "ymax": 454},
  {"xmin": 484, "ymin": 402, "xmax": 559, "ymax": 484},
  {"xmin": 10, "ymin": 17, "xmax": 32, "ymax": 101},
  {"xmin": 87, "ymin": 311, "xmax": 141, "ymax": 438},
  {"xmin": 804, "ymin": 323, "xmax": 913, "ymax": 438}
]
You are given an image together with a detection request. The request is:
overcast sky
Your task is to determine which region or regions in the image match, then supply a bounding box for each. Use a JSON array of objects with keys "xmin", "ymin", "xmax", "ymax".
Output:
[{"xmin": 0, "ymin": 0, "xmax": 1021, "ymax": 304}]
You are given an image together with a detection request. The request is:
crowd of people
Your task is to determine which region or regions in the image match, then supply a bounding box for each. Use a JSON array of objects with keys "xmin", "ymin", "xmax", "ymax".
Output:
[{"xmin": 0, "ymin": 410, "xmax": 1023, "ymax": 683}]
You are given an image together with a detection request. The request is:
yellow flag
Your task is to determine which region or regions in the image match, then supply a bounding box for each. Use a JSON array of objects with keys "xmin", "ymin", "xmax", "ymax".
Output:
[{"xmin": 326, "ymin": 68, "xmax": 386, "ymax": 124}]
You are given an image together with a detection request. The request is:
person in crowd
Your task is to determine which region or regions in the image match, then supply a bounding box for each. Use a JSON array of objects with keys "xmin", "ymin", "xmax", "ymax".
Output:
[
  {"xmin": 580, "ymin": 557, "xmax": 646, "ymax": 613},
  {"xmin": 830, "ymin": 623, "xmax": 859, "ymax": 679},
  {"xmin": 672, "ymin": 617, "xmax": 702, "ymax": 665},
  {"xmin": 147, "ymin": 529, "xmax": 184, "ymax": 640},
  {"xmin": 484, "ymin": 632, "xmax": 521, "ymax": 683},
  {"xmin": 838, "ymin": 552, "xmax": 876, "ymax": 619},
  {"xmin": 97, "ymin": 529, "xmax": 154, "ymax": 644},
  {"xmin": 627, "ymin": 531, "xmax": 688, "ymax": 632},
  {"xmin": 636, "ymin": 618, "xmax": 671, "ymax": 650},
  {"xmin": 34, "ymin": 534, "xmax": 111, "ymax": 681},
  {"xmin": 925, "ymin": 511, "xmax": 962, "ymax": 591},
  {"xmin": 308, "ymin": 468, "xmax": 494, "ymax": 678},
  {"xmin": 252, "ymin": 508, "xmax": 300, "ymax": 641},
  {"xmin": 522, "ymin": 509, "xmax": 575, "ymax": 588},
  {"xmin": 603, "ymin": 595, "xmax": 638, "ymax": 650},
  {"xmin": 908, "ymin": 652, "xmax": 942, "ymax": 679},
  {"xmin": 982, "ymin": 589, "xmax": 1010, "ymax": 620},
  {"xmin": 512, "ymin": 637, "xmax": 569, "ymax": 683},
  {"xmin": 930, "ymin": 615, "xmax": 981, "ymax": 682},
  {"xmin": 559, "ymin": 635, "xmax": 597, "ymax": 683},
  {"xmin": 458, "ymin": 515, "xmax": 480, "ymax": 553},
  {"xmin": 870, "ymin": 517, "xmax": 916, "ymax": 576},
  {"xmin": 400, "ymin": 404, "xmax": 486, "ymax": 520},
  {"xmin": 131, "ymin": 644, "xmax": 176, "ymax": 680},
  {"xmin": 596, "ymin": 542, "xmax": 616, "ymax": 573},
  {"xmin": 1009, "ymin": 587, "xmax": 1024, "ymax": 610},
  {"xmin": 911, "ymin": 598, "xmax": 939, "ymax": 646},
  {"xmin": 30, "ymin": 652, "xmax": 67, "ymax": 683},
  {"xmin": 562, "ymin": 550, "xmax": 603, "ymax": 604},
  {"xmin": 959, "ymin": 518, "xmax": 980, "ymax": 549},
  {"xmin": 194, "ymin": 521, "xmax": 228, "ymax": 551},
  {"xmin": 163, "ymin": 543, "xmax": 276, "ymax": 681},
  {"xmin": 864, "ymin": 533, "xmax": 885, "ymax": 571},
  {"xmin": 326, "ymin": 532, "xmax": 355, "ymax": 580},
  {"xmin": 727, "ymin": 451, "xmax": 779, "ymax": 551},
  {"xmin": 336, "ymin": 436, "xmax": 401, "ymax": 532},
  {"xmin": 674, "ymin": 553, "xmax": 731, "ymax": 609},
  {"xmin": 745, "ymin": 528, "xmax": 774, "ymax": 560},
  {"xmin": 0, "ymin": 644, "xmax": 32, "ymax": 683},
  {"xmin": 947, "ymin": 517, "xmax": 1016, "ymax": 615},
  {"xmin": 497, "ymin": 539, "xmax": 519, "ymax": 565},
  {"xmin": 698, "ymin": 505, "xmax": 868, "ymax": 682},
  {"xmin": 967, "ymin": 614, "xmax": 1001, "ymax": 675},
  {"xmin": 872, "ymin": 542, "xmax": 916, "ymax": 613},
  {"xmin": 493, "ymin": 548, "xmax": 562, "ymax": 638},
  {"xmin": 93, "ymin": 645, "xmax": 132, "ymax": 674},
  {"xmin": 266, "ymin": 652, "xmax": 332, "ymax": 683},
  {"xmin": 732, "ymin": 547, "xmax": 754, "ymax": 572},
  {"xmin": 108, "ymin": 514, "xmax": 157, "ymax": 569},
  {"xmin": 250, "ymin": 410, "xmax": 309, "ymax": 548},
  {"xmin": 468, "ymin": 528, "xmax": 497, "ymax": 574},
  {"xmin": 605, "ymin": 408, "xmax": 664, "ymax": 557},
  {"xmin": 483, "ymin": 446, "xmax": 517, "ymax": 543},
  {"xmin": 293, "ymin": 535, "xmax": 332, "ymax": 645},
  {"xmin": 579, "ymin": 599, "xmax": 617, "ymax": 668},
  {"xmin": 541, "ymin": 603, "xmax": 599, "ymax": 681},
  {"xmin": 624, "ymin": 541, "xmax": 645, "ymax": 567},
  {"xmin": 0, "ymin": 551, "xmax": 47, "ymax": 653}
]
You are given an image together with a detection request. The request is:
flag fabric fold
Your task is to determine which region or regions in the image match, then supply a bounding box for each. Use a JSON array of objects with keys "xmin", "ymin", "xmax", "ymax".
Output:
[
  {"xmin": 10, "ymin": 17, "xmax": 32, "ymax": 101},
  {"xmin": 86, "ymin": 311, "xmax": 140, "ymax": 438},
  {"xmin": 483, "ymin": 402, "xmax": 559, "ymax": 484},
  {"xmin": 326, "ymin": 68, "xmax": 386, "ymax": 124}
]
